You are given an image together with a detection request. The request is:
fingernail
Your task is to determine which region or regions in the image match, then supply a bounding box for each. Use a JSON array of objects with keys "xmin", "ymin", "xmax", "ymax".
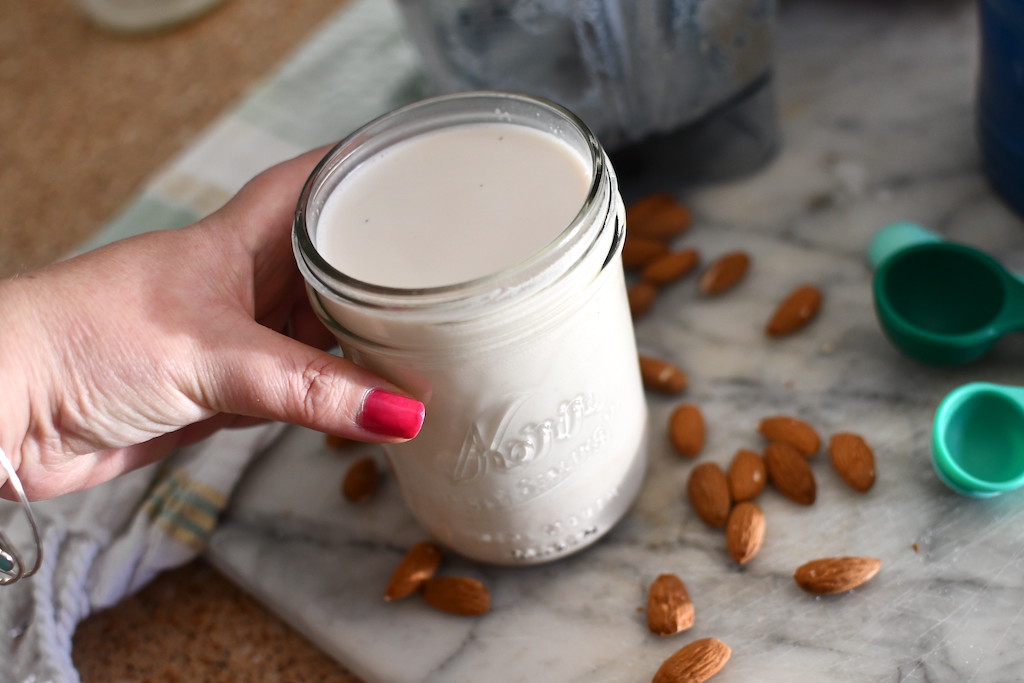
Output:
[{"xmin": 358, "ymin": 389, "xmax": 425, "ymax": 439}]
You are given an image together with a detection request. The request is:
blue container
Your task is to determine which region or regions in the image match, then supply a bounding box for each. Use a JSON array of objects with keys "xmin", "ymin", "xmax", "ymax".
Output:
[{"xmin": 978, "ymin": 0, "xmax": 1024, "ymax": 218}]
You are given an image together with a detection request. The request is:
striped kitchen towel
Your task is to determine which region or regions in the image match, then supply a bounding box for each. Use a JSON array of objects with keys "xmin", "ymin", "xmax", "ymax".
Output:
[{"xmin": 0, "ymin": 0, "xmax": 421, "ymax": 680}]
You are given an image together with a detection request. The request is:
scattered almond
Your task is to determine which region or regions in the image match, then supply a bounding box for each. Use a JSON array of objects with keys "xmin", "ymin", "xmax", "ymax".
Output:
[
  {"xmin": 726, "ymin": 502, "xmax": 766, "ymax": 565},
  {"xmin": 647, "ymin": 573, "xmax": 695, "ymax": 636},
  {"xmin": 629, "ymin": 282, "xmax": 659, "ymax": 317},
  {"xmin": 630, "ymin": 201, "xmax": 692, "ymax": 242},
  {"xmin": 639, "ymin": 355, "xmax": 688, "ymax": 394},
  {"xmin": 341, "ymin": 456, "xmax": 378, "ymax": 503},
  {"xmin": 758, "ymin": 415, "xmax": 820, "ymax": 458},
  {"xmin": 828, "ymin": 432, "xmax": 876, "ymax": 492},
  {"xmin": 670, "ymin": 404, "xmax": 706, "ymax": 458},
  {"xmin": 698, "ymin": 251, "xmax": 750, "ymax": 295},
  {"xmin": 623, "ymin": 235, "xmax": 670, "ymax": 269},
  {"xmin": 764, "ymin": 441, "xmax": 816, "ymax": 505},
  {"xmin": 626, "ymin": 193, "xmax": 676, "ymax": 229},
  {"xmin": 653, "ymin": 637, "xmax": 731, "ymax": 683},
  {"xmin": 727, "ymin": 449, "xmax": 766, "ymax": 502},
  {"xmin": 642, "ymin": 249, "xmax": 700, "ymax": 287},
  {"xmin": 687, "ymin": 462, "xmax": 731, "ymax": 527},
  {"xmin": 324, "ymin": 433, "xmax": 349, "ymax": 450},
  {"xmin": 766, "ymin": 284, "xmax": 823, "ymax": 336},
  {"xmin": 626, "ymin": 194, "xmax": 692, "ymax": 242},
  {"xmin": 794, "ymin": 556, "xmax": 882, "ymax": 595},
  {"xmin": 384, "ymin": 541, "xmax": 443, "ymax": 602},
  {"xmin": 421, "ymin": 576, "xmax": 491, "ymax": 616}
]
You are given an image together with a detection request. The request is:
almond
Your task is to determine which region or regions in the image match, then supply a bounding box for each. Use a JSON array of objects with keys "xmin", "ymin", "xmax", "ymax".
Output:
[
  {"xmin": 421, "ymin": 576, "xmax": 491, "ymax": 616},
  {"xmin": 727, "ymin": 449, "xmax": 766, "ymax": 502},
  {"xmin": 764, "ymin": 441, "xmax": 816, "ymax": 505},
  {"xmin": 384, "ymin": 541, "xmax": 443, "ymax": 601},
  {"xmin": 629, "ymin": 282, "xmax": 659, "ymax": 317},
  {"xmin": 687, "ymin": 462, "xmax": 731, "ymax": 527},
  {"xmin": 758, "ymin": 415, "xmax": 820, "ymax": 458},
  {"xmin": 793, "ymin": 556, "xmax": 882, "ymax": 595},
  {"xmin": 828, "ymin": 432, "xmax": 876, "ymax": 492},
  {"xmin": 626, "ymin": 193, "xmax": 691, "ymax": 242},
  {"xmin": 639, "ymin": 355, "xmax": 688, "ymax": 394},
  {"xmin": 646, "ymin": 573, "xmax": 695, "ymax": 636},
  {"xmin": 698, "ymin": 251, "xmax": 750, "ymax": 295},
  {"xmin": 670, "ymin": 404, "xmax": 706, "ymax": 458},
  {"xmin": 653, "ymin": 637, "xmax": 731, "ymax": 683},
  {"xmin": 629, "ymin": 200, "xmax": 692, "ymax": 242},
  {"xmin": 766, "ymin": 284, "xmax": 822, "ymax": 336},
  {"xmin": 626, "ymin": 193, "xmax": 675, "ymax": 227},
  {"xmin": 623, "ymin": 235, "xmax": 670, "ymax": 268},
  {"xmin": 341, "ymin": 456, "xmax": 378, "ymax": 503},
  {"xmin": 324, "ymin": 433, "xmax": 350, "ymax": 450},
  {"xmin": 726, "ymin": 502, "xmax": 765, "ymax": 565},
  {"xmin": 642, "ymin": 249, "xmax": 700, "ymax": 287}
]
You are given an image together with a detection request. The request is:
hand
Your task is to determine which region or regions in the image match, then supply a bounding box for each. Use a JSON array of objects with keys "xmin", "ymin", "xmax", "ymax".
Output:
[{"xmin": 0, "ymin": 148, "xmax": 424, "ymax": 500}]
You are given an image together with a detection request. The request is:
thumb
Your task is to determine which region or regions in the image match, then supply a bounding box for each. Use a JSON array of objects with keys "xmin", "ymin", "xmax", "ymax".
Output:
[{"xmin": 203, "ymin": 325, "xmax": 424, "ymax": 442}]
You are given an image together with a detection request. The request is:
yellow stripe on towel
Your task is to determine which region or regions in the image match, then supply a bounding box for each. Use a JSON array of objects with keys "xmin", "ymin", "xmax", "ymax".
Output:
[{"xmin": 143, "ymin": 470, "xmax": 228, "ymax": 550}]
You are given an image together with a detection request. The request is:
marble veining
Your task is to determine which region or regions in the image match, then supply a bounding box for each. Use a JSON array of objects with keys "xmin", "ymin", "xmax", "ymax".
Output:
[{"xmin": 208, "ymin": 1, "xmax": 1024, "ymax": 681}]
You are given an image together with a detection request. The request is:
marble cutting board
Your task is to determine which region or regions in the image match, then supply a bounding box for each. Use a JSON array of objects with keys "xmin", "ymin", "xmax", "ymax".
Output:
[{"xmin": 207, "ymin": 1, "xmax": 1024, "ymax": 681}]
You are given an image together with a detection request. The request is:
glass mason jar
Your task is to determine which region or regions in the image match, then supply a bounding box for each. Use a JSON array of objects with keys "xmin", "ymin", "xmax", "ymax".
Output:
[{"xmin": 293, "ymin": 92, "xmax": 647, "ymax": 565}]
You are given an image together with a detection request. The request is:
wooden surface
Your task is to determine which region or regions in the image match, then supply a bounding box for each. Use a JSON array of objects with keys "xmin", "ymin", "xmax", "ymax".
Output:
[
  {"xmin": 0, "ymin": 0, "xmax": 340, "ymax": 278},
  {"xmin": 1, "ymin": 1, "xmax": 360, "ymax": 680}
]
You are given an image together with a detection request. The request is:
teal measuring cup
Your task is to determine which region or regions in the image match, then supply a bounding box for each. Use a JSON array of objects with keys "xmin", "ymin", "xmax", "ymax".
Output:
[
  {"xmin": 932, "ymin": 382, "xmax": 1024, "ymax": 497},
  {"xmin": 868, "ymin": 221, "xmax": 1024, "ymax": 365}
]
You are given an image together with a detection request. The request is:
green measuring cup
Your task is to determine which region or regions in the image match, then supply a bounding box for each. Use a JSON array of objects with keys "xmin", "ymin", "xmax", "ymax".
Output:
[
  {"xmin": 932, "ymin": 382, "xmax": 1024, "ymax": 497},
  {"xmin": 868, "ymin": 221, "xmax": 1024, "ymax": 365}
]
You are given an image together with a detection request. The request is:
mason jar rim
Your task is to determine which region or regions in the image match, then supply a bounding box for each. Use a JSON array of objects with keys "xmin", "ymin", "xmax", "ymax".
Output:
[{"xmin": 292, "ymin": 90, "xmax": 612, "ymax": 312}]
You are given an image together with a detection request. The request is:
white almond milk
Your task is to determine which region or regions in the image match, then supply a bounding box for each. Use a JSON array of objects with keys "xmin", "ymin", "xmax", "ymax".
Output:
[
  {"xmin": 317, "ymin": 123, "xmax": 592, "ymax": 289},
  {"xmin": 294, "ymin": 93, "xmax": 647, "ymax": 564}
]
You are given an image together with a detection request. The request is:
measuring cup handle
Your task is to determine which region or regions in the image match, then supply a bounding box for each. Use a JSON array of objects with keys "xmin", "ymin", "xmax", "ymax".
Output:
[
  {"xmin": 995, "ymin": 269, "xmax": 1024, "ymax": 333},
  {"xmin": 866, "ymin": 221, "xmax": 943, "ymax": 270}
]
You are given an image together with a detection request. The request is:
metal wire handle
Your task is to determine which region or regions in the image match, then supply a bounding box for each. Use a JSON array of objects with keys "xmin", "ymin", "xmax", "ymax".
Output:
[{"xmin": 0, "ymin": 446, "xmax": 42, "ymax": 585}]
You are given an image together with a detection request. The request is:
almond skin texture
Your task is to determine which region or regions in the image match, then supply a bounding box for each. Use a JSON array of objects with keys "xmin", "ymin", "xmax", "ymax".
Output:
[
  {"xmin": 794, "ymin": 557, "xmax": 882, "ymax": 595},
  {"xmin": 727, "ymin": 449, "xmax": 766, "ymax": 502},
  {"xmin": 687, "ymin": 462, "xmax": 731, "ymax": 527},
  {"xmin": 629, "ymin": 282, "xmax": 659, "ymax": 317},
  {"xmin": 421, "ymin": 576, "xmax": 491, "ymax": 616},
  {"xmin": 671, "ymin": 404, "xmax": 706, "ymax": 458},
  {"xmin": 647, "ymin": 573, "xmax": 696, "ymax": 636},
  {"xmin": 726, "ymin": 502, "xmax": 766, "ymax": 565},
  {"xmin": 631, "ymin": 202, "xmax": 692, "ymax": 241},
  {"xmin": 642, "ymin": 249, "xmax": 701, "ymax": 286},
  {"xmin": 758, "ymin": 415, "xmax": 820, "ymax": 458},
  {"xmin": 626, "ymin": 193, "xmax": 675, "ymax": 227},
  {"xmin": 324, "ymin": 433, "xmax": 350, "ymax": 450},
  {"xmin": 384, "ymin": 541, "xmax": 443, "ymax": 601},
  {"xmin": 639, "ymin": 355, "xmax": 688, "ymax": 394},
  {"xmin": 829, "ymin": 432, "xmax": 876, "ymax": 492},
  {"xmin": 698, "ymin": 251, "xmax": 750, "ymax": 295},
  {"xmin": 764, "ymin": 441, "xmax": 816, "ymax": 505},
  {"xmin": 653, "ymin": 637, "xmax": 731, "ymax": 683},
  {"xmin": 766, "ymin": 284, "xmax": 823, "ymax": 336},
  {"xmin": 623, "ymin": 235, "xmax": 670, "ymax": 268},
  {"xmin": 626, "ymin": 193, "xmax": 692, "ymax": 241},
  {"xmin": 341, "ymin": 456, "xmax": 378, "ymax": 503}
]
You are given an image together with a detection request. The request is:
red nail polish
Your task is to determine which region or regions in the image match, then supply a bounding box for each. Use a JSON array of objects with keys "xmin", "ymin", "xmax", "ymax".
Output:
[{"xmin": 359, "ymin": 389, "xmax": 424, "ymax": 439}]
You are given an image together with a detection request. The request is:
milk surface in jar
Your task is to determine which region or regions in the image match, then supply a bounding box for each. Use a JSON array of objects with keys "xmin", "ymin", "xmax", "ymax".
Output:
[
  {"xmin": 316, "ymin": 123, "xmax": 590, "ymax": 287},
  {"xmin": 294, "ymin": 92, "xmax": 648, "ymax": 565}
]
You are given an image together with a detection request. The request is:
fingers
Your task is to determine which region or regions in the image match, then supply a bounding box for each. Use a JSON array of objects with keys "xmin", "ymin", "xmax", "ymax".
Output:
[
  {"xmin": 201, "ymin": 323, "xmax": 424, "ymax": 443},
  {"xmin": 219, "ymin": 145, "xmax": 335, "ymax": 250},
  {"xmin": 287, "ymin": 299, "xmax": 337, "ymax": 351}
]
